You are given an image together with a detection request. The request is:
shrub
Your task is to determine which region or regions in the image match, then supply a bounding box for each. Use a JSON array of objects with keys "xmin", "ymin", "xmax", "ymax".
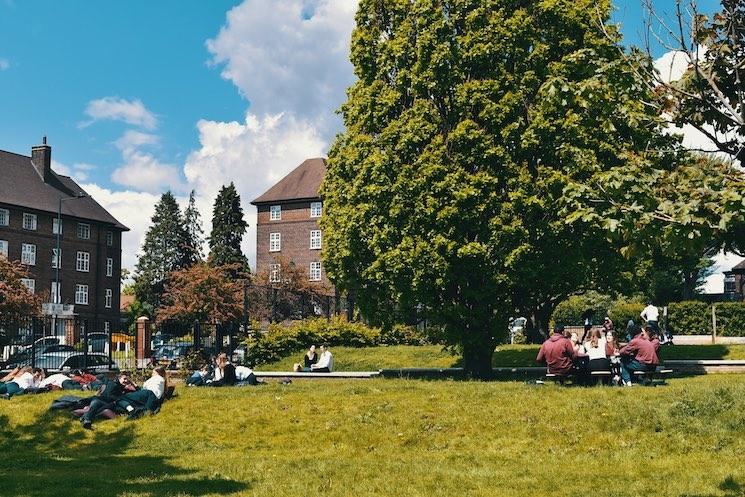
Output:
[
  {"xmin": 379, "ymin": 324, "xmax": 428, "ymax": 346},
  {"xmin": 668, "ymin": 301, "xmax": 711, "ymax": 335},
  {"xmin": 715, "ymin": 303, "xmax": 745, "ymax": 337},
  {"xmin": 608, "ymin": 300, "xmax": 645, "ymax": 330},
  {"xmin": 551, "ymin": 292, "xmax": 614, "ymax": 327}
]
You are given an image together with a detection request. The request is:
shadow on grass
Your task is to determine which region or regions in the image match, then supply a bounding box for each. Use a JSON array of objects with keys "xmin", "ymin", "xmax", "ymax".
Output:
[
  {"xmin": 0, "ymin": 411, "xmax": 247, "ymax": 497},
  {"xmin": 683, "ymin": 476, "xmax": 745, "ymax": 497},
  {"xmin": 662, "ymin": 345, "xmax": 730, "ymax": 361}
]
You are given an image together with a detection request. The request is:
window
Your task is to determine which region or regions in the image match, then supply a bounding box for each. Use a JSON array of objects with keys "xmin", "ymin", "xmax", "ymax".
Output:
[
  {"xmin": 52, "ymin": 248, "xmax": 61, "ymax": 269},
  {"xmin": 310, "ymin": 201, "xmax": 322, "ymax": 218},
  {"xmin": 21, "ymin": 243, "xmax": 36, "ymax": 265},
  {"xmin": 105, "ymin": 289, "xmax": 112, "ymax": 308},
  {"xmin": 23, "ymin": 213, "xmax": 37, "ymax": 230},
  {"xmin": 21, "ymin": 278, "xmax": 35, "ymax": 293},
  {"xmin": 0, "ymin": 240, "xmax": 7, "ymax": 259},
  {"xmin": 269, "ymin": 264, "xmax": 281, "ymax": 283},
  {"xmin": 77, "ymin": 223, "xmax": 90, "ymax": 239},
  {"xmin": 310, "ymin": 262, "xmax": 322, "ymax": 282},
  {"xmin": 0, "ymin": 208, "xmax": 8, "ymax": 226},
  {"xmin": 270, "ymin": 205, "xmax": 281, "ymax": 221},
  {"xmin": 106, "ymin": 258, "xmax": 113, "ymax": 277},
  {"xmin": 269, "ymin": 232, "xmax": 281, "ymax": 252},
  {"xmin": 106, "ymin": 231, "xmax": 113, "ymax": 246},
  {"xmin": 75, "ymin": 284, "xmax": 89, "ymax": 305},
  {"xmin": 104, "ymin": 321, "xmax": 111, "ymax": 333},
  {"xmin": 76, "ymin": 251, "xmax": 90, "ymax": 272},
  {"xmin": 53, "ymin": 218, "xmax": 62, "ymax": 235},
  {"xmin": 51, "ymin": 281, "xmax": 61, "ymax": 303},
  {"xmin": 310, "ymin": 230, "xmax": 322, "ymax": 250}
]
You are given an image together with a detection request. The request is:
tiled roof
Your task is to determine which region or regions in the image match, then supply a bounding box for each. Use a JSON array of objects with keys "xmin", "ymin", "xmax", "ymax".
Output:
[
  {"xmin": 732, "ymin": 259, "xmax": 745, "ymax": 272},
  {"xmin": 0, "ymin": 149, "xmax": 129, "ymax": 230},
  {"xmin": 251, "ymin": 158, "xmax": 326, "ymax": 205}
]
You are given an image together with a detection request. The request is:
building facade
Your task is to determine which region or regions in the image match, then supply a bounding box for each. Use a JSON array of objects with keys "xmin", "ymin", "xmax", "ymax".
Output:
[
  {"xmin": 0, "ymin": 139, "xmax": 129, "ymax": 331},
  {"xmin": 724, "ymin": 260, "xmax": 745, "ymax": 301},
  {"xmin": 251, "ymin": 158, "xmax": 332, "ymax": 292}
]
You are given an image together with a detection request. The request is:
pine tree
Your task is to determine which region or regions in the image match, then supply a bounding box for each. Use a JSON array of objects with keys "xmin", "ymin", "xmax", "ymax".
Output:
[
  {"xmin": 183, "ymin": 190, "xmax": 204, "ymax": 264},
  {"xmin": 208, "ymin": 183, "xmax": 248, "ymax": 273},
  {"xmin": 133, "ymin": 191, "xmax": 191, "ymax": 312}
]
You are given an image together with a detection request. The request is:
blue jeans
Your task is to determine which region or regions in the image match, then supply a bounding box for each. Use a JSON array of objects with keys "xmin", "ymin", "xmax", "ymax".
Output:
[
  {"xmin": 620, "ymin": 358, "xmax": 656, "ymax": 383},
  {"xmin": 0, "ymin": 382, "xmax": 22, "ymax": 397}
]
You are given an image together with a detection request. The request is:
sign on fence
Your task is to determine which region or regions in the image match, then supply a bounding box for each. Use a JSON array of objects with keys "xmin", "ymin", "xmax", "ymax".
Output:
[{"xmin": 41, "ymin": 303, "xmax": 75, "ymax": 316}]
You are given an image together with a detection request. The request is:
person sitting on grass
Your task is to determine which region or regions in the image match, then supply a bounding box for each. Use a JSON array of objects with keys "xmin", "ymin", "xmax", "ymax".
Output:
[
  {"xmin": 186, "ymin": 363, "xmax": 213, "ymax": 386},
  {"xmin": 118, "ymin": 367, "xmax": 168, "ymax": 419},
  {"xmin": 310, "ymin": 344, "xmax": 333, "ymax": 373},
  {"xmin": 0, "ymin": 367, "xmax": 44, "ymax": 399},
  {"xmin": 80, "ymin": 373, "xmax": 135, "ymax": 429},
  {"xmin": 293, "ymin": 345, "xmax": 320, "ymax": 372},
  {"xmin": 207, "ymin": 353, "xmax": 237, "ymax": 386},
  {"xmin": 536, "ymin": 325, "xmax": 579, "ymax": 377},
  {"xmin": 619, "ymin": 326, "xmax": 660, "ymax": 386}
]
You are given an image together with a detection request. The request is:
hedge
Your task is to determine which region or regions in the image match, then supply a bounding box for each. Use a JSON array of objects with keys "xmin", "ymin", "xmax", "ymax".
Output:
[{"xmin": 244, "ymin": 317, "xmax": 429, "ymax": 366}]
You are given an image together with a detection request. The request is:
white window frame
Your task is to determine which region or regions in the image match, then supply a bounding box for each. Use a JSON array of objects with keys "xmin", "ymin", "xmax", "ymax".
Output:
[
  {"xmin": 21, "ymin": 278, "xmax": 35, "ymax": 293},
  {"xmin": 75, "ymin": 284, "xmax": 89, "ymax": 305},
  {"xmin": 310, "ymin": 230, "xmax": 322, "ymax": 250},
  {"xmin": 52, "ymin": 248, "xmax": 61, "ymax": 269},
  {"xmin": 310, "ymin": 201, "xmax": 322, "ymax": 218},
  {"xmin": 77, "ymin": 223, "xmax": 90, "ymax": 240},
  {"xmin": 106, "ymin": 257, "xmax": 113, "ymax": 277},
  {"xmin": 270, "ymin": 205, "xmax": 281, "ymax": 221},
  {"xmin": 23, "ymin": 213, "xmax": 37, "ymax": 231},
  {"xmin": 310, "ymin": 262, "xmax": 322, "ymax": 282},
  {"xmin": 0, "ymin": 208, "xmax": 8, "ymax": 226},
  {"xmin": 269, "ymin": 232, "xmax": 281, "ymax": 252},
  {"xmin": 104, "ymin": 321, "xmax": 111, "ymax": 333},
  {"xmin": 269, "ymin": 263, "xmax": 281, "ymax": 283},
  {"xmin": 76, "ymin": 251, "xmax": 90, "ymax": 272},
  {"xmin": 0, "ymin": 240, "xmax": 7, "ymax": 259},
  {"xmin": 21, "ymin": 243, "xmax": 36, "ymax": 266},
  {"xmin": 106, "ymin": 231, "xmax": 113, "ymax": 246},
  {"xmin": 51, "ymin": 281, "xmax": 61, "ymax": 304},
  {"xmin": 53, "ymin": 218, "xmax": 63, "ymax": 235},
  {"xmin": 105, "ymin": 289, "xmax": 113, "ymax": 308}
]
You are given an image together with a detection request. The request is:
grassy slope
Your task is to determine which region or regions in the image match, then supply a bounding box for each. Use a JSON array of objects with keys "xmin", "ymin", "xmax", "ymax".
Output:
[
  {"xmin": 261, "ymin": 344, "xmax": 745, "ymax": 371},
  {"xmin": 3, "ymin": 376, "xmax": 745, "ymax": 497}
]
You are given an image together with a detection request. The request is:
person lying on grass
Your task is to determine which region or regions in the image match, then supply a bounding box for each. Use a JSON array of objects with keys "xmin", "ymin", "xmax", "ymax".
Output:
[
  {"xmin": 117, "ymin": 366, "xmax": 167, "ymax": 419},
  {"xmin": 186, "ymin": 363, "xmax": 213, "ymax": 386},
  {"xmin": 0, "ymin": 367, "xmax": 44, "ymax": 399},
  {"xmin": 80, "ymin": 372, "xmax": 136, "ymax": 429},
  {"xmin": 619, "ymin": 326, "xmax": 660, "ymax": 387}
]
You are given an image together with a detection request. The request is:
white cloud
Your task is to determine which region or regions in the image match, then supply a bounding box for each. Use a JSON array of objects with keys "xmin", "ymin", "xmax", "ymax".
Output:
[
  {"xmin": 111, "ymin": 149, "xmax": 184, "ymax": 194},
  {"xmin": 114, "ymin": 130, "xmax": 160, "ymax": 152},
  {"xmin": 206, "ymin": 0, "xmax": 357, "ymax": 138},
  {"xmin": 184, "ymin": 112, "xmax": 326, "ymax": 268},
  {"xmin": 653, "ymin": 50, "xmax": 690, "ymax": 84},
  {"xmin": 52, "ymin": 159, "xmax": 96, "ymax": 183},
  {"xmin": 81, "ymin": 97, "xmax": 158, "ymax": 130},
  {"xmin": 703, "ymin": 252, "xmax": 745, "ymax": 294},
  {"xmin": 0, "ymin": 58, "xmax": 9, "ymax": 71}
]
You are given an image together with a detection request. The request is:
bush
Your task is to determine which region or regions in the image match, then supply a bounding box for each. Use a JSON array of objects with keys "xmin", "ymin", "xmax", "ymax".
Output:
[
  {"xmin": 668, "ymin": 301, "xmax": 711, "ymax": 335},
  {"xmin": 379, "ymin": 324, "xmax": 429, "ymax": 346},
  {"xmin": 608, "ymin": 300, "xmax": 645, "ymax": 330},
  {"xmin": 551, "ymin": 292, "xmax": 614, "ymax": 327},
  {"xmin": 715, "ymin": 303, "xmax": 745, "ymax": 337}
]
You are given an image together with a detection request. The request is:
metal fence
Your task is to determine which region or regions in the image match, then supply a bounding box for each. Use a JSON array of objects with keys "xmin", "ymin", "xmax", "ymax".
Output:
[
  {"xmin": 244, "ymin": 284, "xmax": 351, "ymax": 325},
  {"xmin": 0, "ymin": 316, "xmax": 136, "ymax": 372}
]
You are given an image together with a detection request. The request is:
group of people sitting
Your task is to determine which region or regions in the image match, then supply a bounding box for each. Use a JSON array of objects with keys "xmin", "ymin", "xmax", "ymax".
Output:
[
  {"xmin": 186, "ymin": 352, "xmax": 262, "ymax": 386},
  {"xmin": 537, "ymin": 320, "xmax": 660, "ymax": 386},
  {"xmin": 293, "ymin": 344, "xmax": 334, "ymax": 372},
  {"xmin": 0, "ymin": 367, "xmax": 107, "ymax": 398}
]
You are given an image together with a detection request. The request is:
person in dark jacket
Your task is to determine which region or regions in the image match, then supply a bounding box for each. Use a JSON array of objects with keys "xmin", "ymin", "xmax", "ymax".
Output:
[
  {"xmin": 619, "ymin": 326, "xmax": 660, "ymax": 386},
  {"xmin": 80, "ymin": 373, "xmax": 134, "ymax": 429},
  {"xmin": 536, "ymin": 325, "xmax": 580, "ymax": 376},
  {"xmin": 209, "ymin": 353, "xmax": 237, "ymax": 386}
]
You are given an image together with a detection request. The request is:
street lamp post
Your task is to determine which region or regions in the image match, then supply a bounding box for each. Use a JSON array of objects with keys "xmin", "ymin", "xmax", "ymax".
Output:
[{"xmin": 54, "ymin": 193, "xmax": 88, "ymax": 306}]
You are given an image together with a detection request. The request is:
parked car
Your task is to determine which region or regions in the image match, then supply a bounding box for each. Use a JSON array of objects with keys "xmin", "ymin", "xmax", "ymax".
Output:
[
  {"xmin": 2, "ymin": 344, "xmax": 76, "ymax": 368},
  {"xmin": 153, "ymin": 342, "xmax": 192, "ymax": 369},
  {"xmin": 87, "ymin": 332, "xmax": 109, "ymax": 354},
  {"xmin": 33, "ymin": 352, "xmax": 119, "ymax": 373},
  {"xmin": 151, "ymin": 333, "xmax": 175, "ymax": 350}
]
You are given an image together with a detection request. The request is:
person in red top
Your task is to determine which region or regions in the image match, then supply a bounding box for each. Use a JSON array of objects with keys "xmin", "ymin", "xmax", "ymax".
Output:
[
  {"xmin": 619, "ymin": 326, "xmax": 660, "ymax": 386},
  {"xmin": 536, "ymin": 325, "xmax": 579, "ymax": 376}
]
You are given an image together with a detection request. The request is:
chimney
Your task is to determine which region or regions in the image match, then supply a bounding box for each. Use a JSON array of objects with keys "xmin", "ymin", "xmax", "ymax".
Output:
[{"xmin": 31, "ymin": 136, "xmax": 52, "ymax": 182}]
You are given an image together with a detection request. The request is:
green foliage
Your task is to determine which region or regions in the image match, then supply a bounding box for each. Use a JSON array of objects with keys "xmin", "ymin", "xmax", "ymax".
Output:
[
  {"xmin": 668, "ymin": 301, "xmax": 712, "ymax": 335},
  {"xmin": 322, "ymin": 0, "xmax": 669, "ymax": 375},
  {"xmin": 246, "ymin": 317, "xmax": 429, "ymax": 365},
  {"xmin": 182, "ymin": 190, "xmax": 204, "ymax": 264},
  {"xmin": 608, "ymin": 300, "xmax": 645, "ymax": 330},
  {"xmin": 713, "ymin": 303, "xmax": 745, "ymax": 337},
  {"xmin": 551, "ymin": 291, "xmax": 614, "ymax": 327},
  {"xmin": 133, "ymin": 191, "xmax": 193, "ymax": 313},
  {"xmin": 208, "ymin": 183, "xmax": 248, "ymax": 273}
]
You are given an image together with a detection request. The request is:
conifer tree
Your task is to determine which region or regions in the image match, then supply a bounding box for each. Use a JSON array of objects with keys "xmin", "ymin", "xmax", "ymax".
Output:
[
  {"xmin": 183, "ymin": 190, "xmax": 204, "ymax": 264},
  {"xmin": 208, "ymin": 183, "xmax": 248, "ymax": 274}
]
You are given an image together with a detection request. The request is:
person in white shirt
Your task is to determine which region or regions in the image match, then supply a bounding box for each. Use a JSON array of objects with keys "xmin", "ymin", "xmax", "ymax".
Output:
[
  {"xmin": 311, "ymin": 345, "xmax": 334, "ymax": 373},
  {"xmin": 142, "ymin": 367, "xmax": 166, "ymax": 400},
  {"xmin": 640, "ymin": 302, "xmax": 660, "ymax": 333},
  {"xmin": 40, "ymin": 373, "xmax": 72, "ymax": 390},
  {"xmin": 118, "ymin": 367, "xmax": 167, "ymax": 418},
  {"xmin": 583, "ymin": 329, "xmax": 611, "ymax": 373},
  {"xmin": 0, "ymin": 367, "xmax": 44, "ymax": 398}
]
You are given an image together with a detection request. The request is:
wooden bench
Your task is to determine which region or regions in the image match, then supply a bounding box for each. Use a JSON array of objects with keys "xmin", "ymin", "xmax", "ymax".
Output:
[{"xmin": 633, "ymin": 368, "xmax": 673, "ymax": 385}]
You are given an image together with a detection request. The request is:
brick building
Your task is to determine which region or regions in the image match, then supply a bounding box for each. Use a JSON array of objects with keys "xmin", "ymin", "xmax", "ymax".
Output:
[
  {"xmin": 0, "ymin": 139, "xmax": 129, "ymax": 331},
  {"xmin": 251, "ymin": 158, "xmax": 332, "ymax": 292},
  {"xmin": 724, "ymin": 260, "xmax": 745, "ymax": 301}
]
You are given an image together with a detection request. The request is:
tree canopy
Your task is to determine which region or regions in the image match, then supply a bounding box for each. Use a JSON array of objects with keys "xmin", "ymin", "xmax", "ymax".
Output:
[
  {"xmin": 321, "ymin": 0, "xmax": 673, "ymax": 376},
  {"xmin": 0, "ymin": 257, "xmax": 42, "ymax": 325},
  {"xmin": 208, "ymin": 183, "xmax": 249, "ymax": 274}
]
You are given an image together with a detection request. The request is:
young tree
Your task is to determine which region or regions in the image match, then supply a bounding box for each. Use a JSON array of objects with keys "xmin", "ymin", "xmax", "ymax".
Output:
[
  {"xmin": 133, "ymin": 191, "xmax": 192, "ymax": 312},
  {"xmin": 0, "ymin": 258, "xmax": 42, "ymax": 324},
  {"xmin": 322, "ymin": 0, "xmax": 671, "ymax": 377},
  {"xmin": 157, "ymin": 263, "xmax": 243, "ymax": 324},
  {"xmin": 208, "ymin": 183, "xmax": 249, "ymax": 273},
  {"xmin": 183, "ymin": 190, "xmax": 205, "ymax": 264}
]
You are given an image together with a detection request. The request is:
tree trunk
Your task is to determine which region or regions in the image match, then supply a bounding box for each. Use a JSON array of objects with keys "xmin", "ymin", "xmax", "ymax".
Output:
[{"xmin": 462, "ymin": 337, "xmax": 495, "ymax": 379}]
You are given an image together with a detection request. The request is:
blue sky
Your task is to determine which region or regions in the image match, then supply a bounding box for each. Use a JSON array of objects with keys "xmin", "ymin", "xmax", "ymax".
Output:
[{"xmin": 0, "ymin": 0, "xmax": 736, "ymax": 285}]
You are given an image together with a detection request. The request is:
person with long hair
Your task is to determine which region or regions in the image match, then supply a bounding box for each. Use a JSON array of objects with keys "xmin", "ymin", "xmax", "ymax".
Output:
[{"xmin": 583, "ymin": 329, "xmax": 611, "ymax": 373}]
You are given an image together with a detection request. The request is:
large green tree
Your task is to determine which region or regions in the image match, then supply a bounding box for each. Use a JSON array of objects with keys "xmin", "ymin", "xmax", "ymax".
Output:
[
  {"xmin": 208, "ymin": 183, "xmax": 249, "ymax": 274},
  {"xmin": 183, "ymin": 190, "xmax": 205, "ymax": 264},
  {"xmin": 133, "ymin": 191, "xmax": 192, "ymax": 313},
  {"xmin": 321, "ymin": 0, "xmax": 672, "ymax": 376}
]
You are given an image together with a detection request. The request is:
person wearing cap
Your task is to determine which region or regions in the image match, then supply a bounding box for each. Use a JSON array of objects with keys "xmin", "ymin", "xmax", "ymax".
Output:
[
  {"xmin": 536, "ymin": 325, "xmax": 579, "ymax": 376},
  {"xmin": 619, "ymin": 326, "xmax": 660, "ymax": 386}
]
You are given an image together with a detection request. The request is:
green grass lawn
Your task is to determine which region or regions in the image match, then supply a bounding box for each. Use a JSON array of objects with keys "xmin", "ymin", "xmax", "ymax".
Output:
[
  {"xmin": 261, "ymin": 344, "xmax": 745, "ymax": 371},
  {"xmin": 3, "ymin": 375, "xmax": 745, "ymax": 496}
]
